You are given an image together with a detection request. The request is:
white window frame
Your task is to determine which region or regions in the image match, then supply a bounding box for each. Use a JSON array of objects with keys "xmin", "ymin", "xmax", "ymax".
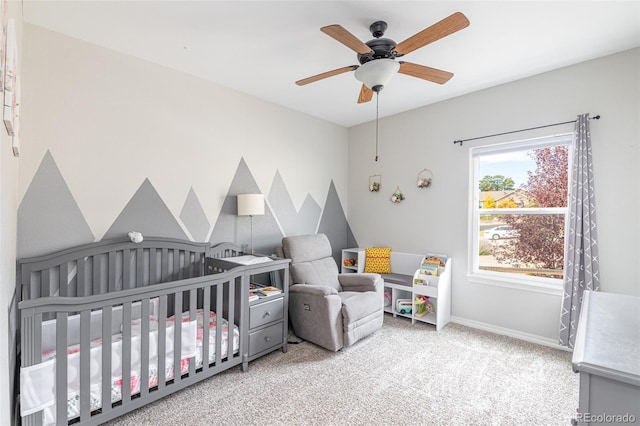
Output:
[{"xmin": 467, "ymin": 134, "xmax": 573, "ymax": 295}]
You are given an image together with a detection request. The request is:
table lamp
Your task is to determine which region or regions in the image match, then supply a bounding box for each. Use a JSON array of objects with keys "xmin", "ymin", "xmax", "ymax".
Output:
[{"xmin": 237, "ymin": 194, "xmax": 264, "ymax": 253}]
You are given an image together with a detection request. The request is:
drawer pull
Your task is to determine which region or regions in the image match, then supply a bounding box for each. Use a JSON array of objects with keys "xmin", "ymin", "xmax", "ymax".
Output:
[
  {"xmin": 265, "ymin": 336, "xmax": 271, "ymax": 342},
  {"xmin": 263, "ymin": 311, "xmax": 271, "ymax": 318}
]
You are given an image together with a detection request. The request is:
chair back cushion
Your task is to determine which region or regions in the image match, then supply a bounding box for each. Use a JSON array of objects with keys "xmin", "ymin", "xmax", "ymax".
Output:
[
  {"xmin": 283, "ymin": 234, "xmax": 331, "ymax": 262},
  {"xmin": 283, "ymin": 234, "xmax": 340, "ymax": 290}
]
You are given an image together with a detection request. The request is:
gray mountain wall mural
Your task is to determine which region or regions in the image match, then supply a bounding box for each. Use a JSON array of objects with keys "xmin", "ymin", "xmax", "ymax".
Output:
[
  {"xmin": 318, "ymin": 180, "xmax": 358, "ymax": 266},
  {"xmin": 102, "ymin": 178, "xmax": 188, "ymax": 241},
  {"xmin": 180, "ymin": 187, "xmax": 211, "ymax": 241},
  {"xmin": 268, "ymin": 171, "xmax": 321, "ymax": 237},
  {"xmin": 17, "ymin": 151, "xmax": 94, "ymax": 258},
  {"xmin": 210, "ymin": 157, "xmax": 284, "ymax": 255},
  {"xmin": 17, "ymin": 153, "xmax": 356, "ymax": 263}
]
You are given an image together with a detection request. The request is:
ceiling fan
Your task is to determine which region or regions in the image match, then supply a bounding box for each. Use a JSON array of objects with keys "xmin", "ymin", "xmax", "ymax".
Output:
[{"xmin": 295, "ymin": 12, "xmax": 470, "ymax": 103}]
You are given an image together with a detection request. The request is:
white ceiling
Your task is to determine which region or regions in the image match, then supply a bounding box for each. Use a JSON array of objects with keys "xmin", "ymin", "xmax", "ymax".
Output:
[{"xmin": 22, "ymin": 1, "xmax": 640, "ymax": 127}]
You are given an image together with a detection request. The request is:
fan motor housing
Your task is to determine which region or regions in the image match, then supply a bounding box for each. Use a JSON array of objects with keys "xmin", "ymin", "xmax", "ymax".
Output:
[{"xmin": 358, "ymin": 38, "xmax": 397, "ymax": 64}]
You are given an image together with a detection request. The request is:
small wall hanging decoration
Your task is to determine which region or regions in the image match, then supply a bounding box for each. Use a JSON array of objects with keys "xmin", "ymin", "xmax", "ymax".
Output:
[
  {"xmin": 417, "ymin": 168, "xmax": 433, "ymax": 188},
  {"xmin": 369, "ymin": 174, "xmax": 381, "ymax": 192},
  {"xmin": 390, "ymin": 186, "xmax": 405, "ymax": 204}
]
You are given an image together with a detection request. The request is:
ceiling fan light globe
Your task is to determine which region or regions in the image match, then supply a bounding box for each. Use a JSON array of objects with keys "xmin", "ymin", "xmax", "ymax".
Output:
[{"xmin": 354, "ymin": 59, "xmax": 400, "ymax": 90}]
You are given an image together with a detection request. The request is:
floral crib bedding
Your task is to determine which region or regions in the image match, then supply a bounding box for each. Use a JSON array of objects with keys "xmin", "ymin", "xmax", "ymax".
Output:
[{"xmin": 20, "ymin": 309, "xmax": 239, "ymax": 425}]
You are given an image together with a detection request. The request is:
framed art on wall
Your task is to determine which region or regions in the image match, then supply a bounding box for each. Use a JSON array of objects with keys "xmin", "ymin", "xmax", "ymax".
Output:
[
  {"xmin": 3, "ymin": 18, "xmax": 18, "ymax": 142},
  {"xmin": 0, "ymin": 0, "xmax": 7, "ymax": 92},
  {"xmin": 11, "ymin": 76, "xmax": 19, "ymax": 156}
]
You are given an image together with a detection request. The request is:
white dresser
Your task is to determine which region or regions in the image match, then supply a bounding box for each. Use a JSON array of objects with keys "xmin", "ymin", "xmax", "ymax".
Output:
[{"xmin": 571, "ymin": 291, "xmax": 640, "ymax": 425}]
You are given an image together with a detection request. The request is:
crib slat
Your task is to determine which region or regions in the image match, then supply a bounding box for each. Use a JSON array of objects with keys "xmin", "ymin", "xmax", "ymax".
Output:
[
  {"xmin": 161, "ymin": 248, "xmax": 169, "ymax": 283},
  {"xmin": 202, "ymin": 286, "xmax": 210, "ymax": 371},
  {"xmin": 123, "ymin": 249, "xmax": 132, "ymax": 289},
  {"xmin": 227, "ymin": 278, "xmax": 235, "ymax": 360},
  {"xmin": 101, "ymin": 306, "xmax": 112, "ymax": 416},
  {"xmin": 149, "ymin": 248, "xmax": 158, "ymax": 285},
  {"xmin": 196, "ymin": 252, "xmax": 204, "ymax": 276},
  {"xmin": 77, "ymin": 257, "xmax": 86, "ymax": 297},
  {"xmin": 173, "ymin": 291, "xmax": 182, "ymax": 385},
  {"xmin": 79, "ymin": 310, "xmax": 91, "ymax": 422},
  {"xmin": 189, "ymin": 289, "xmax": 196, "ymax": 376},
  {"xmin": 59, "ymin": 263, "xmax": 68, "ymax": 297},
  {"xmin": 41, "ymin": 269, "xmax": 50, "ymax": 298},
  {"xmin": 93, "ymin": 256, "xmax": 101, "ymax": 295},
  {"xmin": 136, "ymin": 248, "xmax": 144, "ymax": 287},
  {"xmin": 28, "ymin": 270, "xmax": 40, "ymax": 301},
  {"xmin": 122, "ymin": 302, "xmax": 132, "ymax": 403},
  {"xmin": 158, "ymin": 295, "xmax": 167, "ymax": 391},
  {"xmin": 182, "ymin": 252, "xmax": 189, "ymax": 278},
  {"xmin": 21, "ymin": 311, "xmax": 43, "ymax": 426},
  {"xmin": 140, "ymin": 298, "xmax": 150, "ymax": 397},
  {"xmin": 56, "ymin": 313, "xmax": 68, "ymax": 426},
  {"xmin": 108, "ymin": 251, "xmax": 117, "ymax": 293},
  {"xmin": 175, "ymin": 250, "xmax": 182, "ymax": 280},
  {"xmin": 188, "ymin": 252, "xmax": 195, "ymax": 278},
  {"xmin": 215, "ymin": 283, "xmax": 223, "ymax": 365}
]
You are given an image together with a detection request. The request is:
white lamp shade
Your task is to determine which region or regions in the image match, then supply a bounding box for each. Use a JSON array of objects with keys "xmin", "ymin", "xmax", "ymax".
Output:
[
  {"xmin": 354, "ymin": 59, "xmax": 400, "ymax": 90},
  {"xmin": 237, "ymin": 194, "xmax": 264, "ymax": 216}
]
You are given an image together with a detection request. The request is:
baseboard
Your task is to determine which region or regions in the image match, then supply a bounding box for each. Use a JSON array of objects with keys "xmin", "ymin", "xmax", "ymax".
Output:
[{"xmin": 450, "ymin": 316, "xmax": 571, "ymax": 352}]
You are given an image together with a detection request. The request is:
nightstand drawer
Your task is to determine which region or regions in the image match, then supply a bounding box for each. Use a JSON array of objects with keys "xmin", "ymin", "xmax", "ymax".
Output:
[
  {"xmin": 249, "ymin": 322, "xmax": 283, "ymax": 357},
  {"xmin": 250, "ymin": 297, "xmax": 284, "ymax": 329}
]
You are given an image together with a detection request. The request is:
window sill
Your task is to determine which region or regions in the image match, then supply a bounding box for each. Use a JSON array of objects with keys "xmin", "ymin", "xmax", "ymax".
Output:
[{"xmin": 466, "ymin": 272, "xmax": 563, "ymax": 296}]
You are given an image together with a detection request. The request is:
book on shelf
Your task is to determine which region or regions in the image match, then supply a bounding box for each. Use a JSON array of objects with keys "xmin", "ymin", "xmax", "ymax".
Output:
[
  {"xmin": 420, "ymin": 261, "xmax": 439, "ymax": 276},
  {"xmin": 413, "ymin": 277, "xmax": 427, "ymax": 285},
  {"xmin": 248, "ymin": 292, "xmax": 260, "ymax": 302},
  {"xmin": 423, "ymin": 254, "xmax": 448, "ymax": 267}
]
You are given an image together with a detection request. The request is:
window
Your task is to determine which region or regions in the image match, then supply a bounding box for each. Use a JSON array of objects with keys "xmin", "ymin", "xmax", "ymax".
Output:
[{"xmin": 469, "ymin": 134, "xmax": 572, "ymax": 289}]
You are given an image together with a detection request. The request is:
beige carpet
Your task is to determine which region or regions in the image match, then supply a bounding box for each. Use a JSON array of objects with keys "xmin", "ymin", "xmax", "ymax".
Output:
[{"xmin": 106, "ymin": 315, "xmax": 578, "ymax": 426}]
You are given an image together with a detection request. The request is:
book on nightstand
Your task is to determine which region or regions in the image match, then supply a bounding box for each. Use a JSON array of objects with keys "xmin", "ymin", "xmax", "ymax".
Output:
[{"xmin": 256, "ymin": 286, "xmax": 282, "ymax": 297}]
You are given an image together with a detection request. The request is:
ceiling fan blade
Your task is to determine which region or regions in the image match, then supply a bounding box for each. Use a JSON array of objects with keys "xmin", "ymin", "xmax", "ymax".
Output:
[
  {"xmin": 395, "ymin": 12, "xmax": 470, "ymax": 56},
  {"xmin": 398, "ymin": 62, "xmax": 453, "ymax": 84},
  {"xmin": 357, "ymin": 84, "xmax": 373, "ymax": 104},
  {"xmin": 321, "ymin": 25, "xmax": 374, "ymax": 55},
  {"xmin": 296, "ymin": 65, "xmax": 358, "ymax": 86}
]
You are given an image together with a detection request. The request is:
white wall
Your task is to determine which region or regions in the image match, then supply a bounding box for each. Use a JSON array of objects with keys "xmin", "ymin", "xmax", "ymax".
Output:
[
  {"xmin": 0, "ymin": 2, "xmax": 23, "ymax": 424},
  {"xmin": 19, "ymin": 24, "xmax": 349, "ymax": 241},
  {"xmin": 348, "ymin": 48, "xmax": 640, "ymax": 343}
]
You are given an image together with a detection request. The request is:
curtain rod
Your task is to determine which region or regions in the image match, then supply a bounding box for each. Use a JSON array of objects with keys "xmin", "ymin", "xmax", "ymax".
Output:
[{"xmin": 453, "ymin": 114, "xmax": 601, "ymax": 146}]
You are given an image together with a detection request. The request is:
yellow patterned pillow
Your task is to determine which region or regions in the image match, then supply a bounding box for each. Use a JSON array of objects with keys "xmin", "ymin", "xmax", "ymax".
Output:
[{"xmin": 364, "ymin": 247, "xmax": 391, "ymax": 274}]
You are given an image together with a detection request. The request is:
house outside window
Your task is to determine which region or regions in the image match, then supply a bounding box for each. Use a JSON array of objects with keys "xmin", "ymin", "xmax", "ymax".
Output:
[{"xmin": 469, "ymin": 134, "xmax": 572, "ymax": 291}]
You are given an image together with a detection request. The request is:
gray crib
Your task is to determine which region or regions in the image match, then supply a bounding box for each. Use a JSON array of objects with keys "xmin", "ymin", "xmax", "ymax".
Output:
[{"xmin": 18, "ymin": 238, "xmax": 258, "ymax": 425}]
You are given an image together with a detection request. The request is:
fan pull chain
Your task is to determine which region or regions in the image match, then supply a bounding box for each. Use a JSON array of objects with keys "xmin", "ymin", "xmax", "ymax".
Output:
[{"xmin": 375, "ymin": 92, "xmax": 379, "ymax": 162}]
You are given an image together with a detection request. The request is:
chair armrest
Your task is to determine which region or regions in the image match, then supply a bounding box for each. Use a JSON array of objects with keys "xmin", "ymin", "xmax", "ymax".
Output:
[
  {"xmin": 290, "ymin": 284, "xmax": 339, "ymax": 297},
  {"xmin": 288, "ymin": 284, "xmax": 343, "ymax": 351},
  {"xmin": 338, "ymin": 273, "xmax": 383, "ymax": 293}
]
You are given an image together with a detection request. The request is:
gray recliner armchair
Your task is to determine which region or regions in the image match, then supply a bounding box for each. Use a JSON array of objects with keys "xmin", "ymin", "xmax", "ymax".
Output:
[{"xmin": 281, "ymin": 234, "xmax": 384, "ymax": 351}]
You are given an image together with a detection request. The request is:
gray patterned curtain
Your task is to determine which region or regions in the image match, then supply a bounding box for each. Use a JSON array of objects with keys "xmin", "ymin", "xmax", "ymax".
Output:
[{"xmin": 559, "ymin": 113, "xmax": 600, "ymax": 348}]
